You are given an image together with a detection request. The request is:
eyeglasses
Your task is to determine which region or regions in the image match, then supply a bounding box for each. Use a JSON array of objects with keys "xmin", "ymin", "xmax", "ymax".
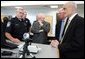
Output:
[
  {"xmin": 19, "ymin": 12, "xmax": 24, "ymax": 14},
  {"xmin": 63, "ymin": 8, "xmax": 66, "ymax": 10}
]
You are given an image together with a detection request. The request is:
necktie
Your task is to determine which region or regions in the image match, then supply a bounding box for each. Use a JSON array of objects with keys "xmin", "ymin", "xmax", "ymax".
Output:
[
  {"xmin": 59, "ymin": 20, "xmax": 64, "ymax": 41},
  {"xmin": 62, "ymin": 17, "xmax": 69, "ymax": 37}
]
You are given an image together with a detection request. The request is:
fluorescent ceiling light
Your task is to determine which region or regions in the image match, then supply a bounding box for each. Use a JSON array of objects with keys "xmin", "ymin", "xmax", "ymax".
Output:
[
  {"xmin": 1, "ymin": 1, "xmax": 84, "ymax": 6},
  {"xmin": 50, "ymin": 5, "xmax": 58, "ymax": 8},
  {"xmin": 15, "ymin": 7, "xmax": 22, "ymax": 9}
]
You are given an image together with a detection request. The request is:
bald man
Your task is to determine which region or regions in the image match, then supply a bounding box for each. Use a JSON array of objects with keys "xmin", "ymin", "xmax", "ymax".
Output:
[
  {"xmin": 31, "ymin": 13, "xmax": 50, "ymax": 44},
  {"xmin": 51, "ymin": 2, "xmax": 84, "ymax": 58},
  {"xmin": 5, "ymin": 8, "xmax": 31, "ymax": 43}
]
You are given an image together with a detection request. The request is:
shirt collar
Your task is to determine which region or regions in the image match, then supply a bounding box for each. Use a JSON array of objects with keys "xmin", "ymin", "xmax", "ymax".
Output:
[
  {"xmin": 69, "ymin": 13, "xmax": 78, "ymax": 21},
  {"xmin": 62, "ymin": 17, "xmax": 67, "ymax": 23}
]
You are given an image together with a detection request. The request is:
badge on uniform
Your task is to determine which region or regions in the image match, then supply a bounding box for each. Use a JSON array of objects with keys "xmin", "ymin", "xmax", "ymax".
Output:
[{"xmin": 7, "ymin": 22, "xmax": 11, "ymax": 27}]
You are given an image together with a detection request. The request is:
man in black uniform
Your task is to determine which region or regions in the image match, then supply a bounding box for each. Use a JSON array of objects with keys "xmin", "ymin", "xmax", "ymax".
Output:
[
  {"xmin": 5, "ymin": 8, "xmax": 31, "ymax": 43},
  {"xmin": 22, "ymin": 10, "xmax": 31, "ymax": 31}
]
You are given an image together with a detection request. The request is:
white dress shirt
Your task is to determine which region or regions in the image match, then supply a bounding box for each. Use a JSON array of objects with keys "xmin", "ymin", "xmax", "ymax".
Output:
[{"xmin": 60, "ymin": 13, "xmax": 78, "ymax": 43}]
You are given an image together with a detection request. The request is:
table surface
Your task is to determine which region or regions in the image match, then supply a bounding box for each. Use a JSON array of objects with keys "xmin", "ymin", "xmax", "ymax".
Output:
[{"xmin": 1, "ymin": 41, "xmax": 59, "ymax": 58}]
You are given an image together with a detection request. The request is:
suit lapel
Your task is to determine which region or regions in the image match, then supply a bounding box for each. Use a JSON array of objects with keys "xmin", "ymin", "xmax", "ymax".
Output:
[{"xmin": 61, "ymin": 14, "xmax": 78, "ymax": 43}]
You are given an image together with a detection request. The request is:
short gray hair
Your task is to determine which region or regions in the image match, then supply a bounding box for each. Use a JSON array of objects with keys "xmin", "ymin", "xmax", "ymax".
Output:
[
  {"xmin": 70, "ymin": 1, "xmax": 77, "ymax": 10},
  {"xmin": 16, "ymin": 7, "xmax": 24, "ymax": 12},
  {"xmin": 65, "ymin": 1, "xmax": 77, "ymax": 13}
]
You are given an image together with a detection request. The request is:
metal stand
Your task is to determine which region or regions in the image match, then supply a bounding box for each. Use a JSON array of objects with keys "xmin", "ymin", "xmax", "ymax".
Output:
[{"xmin": 19, "ymin": 39, "xmax": 36, "ymax": 58}]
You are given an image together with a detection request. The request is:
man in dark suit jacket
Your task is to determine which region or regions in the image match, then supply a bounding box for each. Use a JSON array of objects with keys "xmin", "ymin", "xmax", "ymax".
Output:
[
  {"xmin": 51, "ymin": 8, "xmax": 66, "ymax": 45},
  {"xmin": 55, "ymin": 20, "xmax": 62, "ymax": 41},
  {"xmin": 51, "ymin": 2, "xmax": 84, "ymax": 58}
]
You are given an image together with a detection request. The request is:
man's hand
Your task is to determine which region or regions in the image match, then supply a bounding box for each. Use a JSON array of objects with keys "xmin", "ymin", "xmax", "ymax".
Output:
[
  {"xmin": 39, "ymin": 30, "xmax": 44, "ymax": 32},
  {"xmin": 50, "ymin": 40, "xmax": 59, "ymax": 48},
  {"xmin": 11, "ymin": 38, "xmax": 21, "ymax": 43},
  {"xmin": 5, "ymin": 32, "xmax": 21, "ymax": 43},
  {"xmin": 38, "ymin": 20, "xmax": 43, "ymax": 26}
]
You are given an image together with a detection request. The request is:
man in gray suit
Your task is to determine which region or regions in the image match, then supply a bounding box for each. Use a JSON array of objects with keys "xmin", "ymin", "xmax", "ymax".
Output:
[{"xmin": 31, "ymin": 13, "xmax": 50, "ymax": 44}]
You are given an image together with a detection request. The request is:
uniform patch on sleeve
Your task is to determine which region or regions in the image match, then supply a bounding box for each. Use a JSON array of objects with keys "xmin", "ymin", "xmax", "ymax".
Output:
[{"xmin": 6, "ymin": 22, "xmax": 11, "ymax": 27}]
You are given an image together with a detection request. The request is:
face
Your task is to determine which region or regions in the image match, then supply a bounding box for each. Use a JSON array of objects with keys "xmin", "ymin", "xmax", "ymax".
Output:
[
  {"xmin": 58, "ymin": 11, "xmax": 65, "ymax": 20},
  {"xmin": 17, "ymin": 10, "xmax": 24, "ymax": 19},
  {"xmin": 37, "ymin": 14, "xmax": 45, "ymax": 22},
  {"xmin": 40, "ymin": 16, "xmax": 45, "ymax": 21},
  {"xmin": 23, "ymin": 12, "xmax": 27, "ymax": 19},
  {"xmin": 63, "ymin": 4, "xmax": 73, "ymax": 17},
  {"xmin": 58, "ymin": 8, "xmax": 66, "ymax": 20}
]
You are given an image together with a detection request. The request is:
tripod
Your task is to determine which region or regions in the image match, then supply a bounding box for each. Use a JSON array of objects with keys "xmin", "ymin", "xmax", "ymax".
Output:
[{"xmin": 19, "ymin": 39, "xmax": 35, "ymax": 58}]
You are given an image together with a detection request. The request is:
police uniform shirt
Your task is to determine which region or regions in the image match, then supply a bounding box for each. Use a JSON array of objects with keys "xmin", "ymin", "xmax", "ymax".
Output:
[{"xmin": 5, "ymin": 17, "xmax": 31, "ymax": 41}]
